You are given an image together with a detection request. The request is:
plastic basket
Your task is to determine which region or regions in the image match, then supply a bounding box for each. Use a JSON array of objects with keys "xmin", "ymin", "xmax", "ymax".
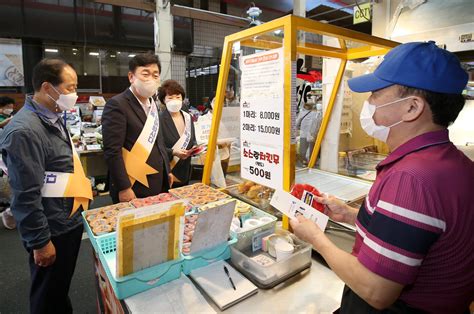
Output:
[
  {"xmin": 182, "ymin": 237, "xmax": 237, "ymax": 275},
  {"xmin": 82, "ymin": 212, "xmax": 183, "ymax": 299},
  {"xmin": 82, "ymin": 211, "xmax": 117, "ymax": 254},
  {"xmin": 231, "ymin": 207, "xmax": 277, "ymax": 251}
]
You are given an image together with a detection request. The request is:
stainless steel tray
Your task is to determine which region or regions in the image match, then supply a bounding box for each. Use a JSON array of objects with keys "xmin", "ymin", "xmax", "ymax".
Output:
[{"xmin": 295, "ymin": 169, "xmax": 372, "ymax": 203}]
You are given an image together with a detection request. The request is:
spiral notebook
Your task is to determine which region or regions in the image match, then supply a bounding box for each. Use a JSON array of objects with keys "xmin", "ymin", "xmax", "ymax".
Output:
[{"xmin": 189, "ymin": 261, "xmax": 258, "ymax": 310}]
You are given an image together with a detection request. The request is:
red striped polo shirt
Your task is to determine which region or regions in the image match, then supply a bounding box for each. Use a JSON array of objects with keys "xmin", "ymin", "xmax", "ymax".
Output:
[{"xmin": 352, "ymin": 129, "xmax": 474, "ymax": 313}]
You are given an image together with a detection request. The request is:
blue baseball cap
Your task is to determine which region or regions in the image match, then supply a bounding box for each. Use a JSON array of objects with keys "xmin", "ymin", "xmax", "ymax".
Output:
[{"xmin": 348, "ymin": 41, "xmax": 468, "ymax": 94}]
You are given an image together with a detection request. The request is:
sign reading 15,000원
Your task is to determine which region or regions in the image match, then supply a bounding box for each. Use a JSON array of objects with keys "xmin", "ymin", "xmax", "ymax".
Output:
[{"xmin": 240, "ymin": 48, "xmax": 284, "ymax": 190}]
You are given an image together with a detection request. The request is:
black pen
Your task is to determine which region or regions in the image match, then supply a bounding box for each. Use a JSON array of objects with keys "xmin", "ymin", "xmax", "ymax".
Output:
[{"xmin": 223, "ymin": 265, "xmax": 236, "ymax": 290}]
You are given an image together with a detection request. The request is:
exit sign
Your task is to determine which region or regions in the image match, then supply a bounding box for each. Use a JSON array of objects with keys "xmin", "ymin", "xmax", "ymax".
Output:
[{"xmin": 354, "ymin": 2, "xmax": 371, "ymax": 24}]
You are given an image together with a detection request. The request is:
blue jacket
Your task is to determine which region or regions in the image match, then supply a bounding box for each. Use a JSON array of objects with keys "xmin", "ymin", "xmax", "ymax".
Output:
[{"xmin": 0, "ymin": 97, "xmax": 83, "ymax": 250}]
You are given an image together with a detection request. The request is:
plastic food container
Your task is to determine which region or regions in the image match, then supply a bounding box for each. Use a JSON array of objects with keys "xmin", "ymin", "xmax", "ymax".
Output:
[
  {"xmin": 82, "ymin": 212, "xmax": 183, "ymax": 299},
  {"xmin": 230, "ymin": 233, "xmax": 312, "ymax": 289},
  {"xmin": 231, "ymin": 206, "xmax": 277, "ymax": 251}
]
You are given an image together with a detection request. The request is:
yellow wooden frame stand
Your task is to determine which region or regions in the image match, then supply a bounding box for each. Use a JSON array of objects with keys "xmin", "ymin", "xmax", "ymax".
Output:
[{"xmin": 202, "ymin": 14, "xmax": 399, "ymax": 229}]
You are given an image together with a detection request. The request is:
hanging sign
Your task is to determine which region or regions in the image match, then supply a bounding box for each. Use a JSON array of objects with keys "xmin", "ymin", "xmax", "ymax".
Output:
[
  {"xmin": 240, "ymin": 48, "xmax": 284, "ymax": 190},
  {"xmin": 354, "ymin": 2, "xmax": 371, "ymax": 24}
]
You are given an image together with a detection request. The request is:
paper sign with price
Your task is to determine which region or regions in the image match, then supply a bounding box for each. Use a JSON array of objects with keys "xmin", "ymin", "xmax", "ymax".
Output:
[
  {"xmin": 240, "ymin": 48, "xmax": 284, "ymax": 190},
  {"xmin": 270, "ymin": 189, "xmax": 329, "ymax": 231}
]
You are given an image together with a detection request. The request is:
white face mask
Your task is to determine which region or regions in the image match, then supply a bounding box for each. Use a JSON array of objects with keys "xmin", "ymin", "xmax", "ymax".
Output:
[
  {"xmin": 2, "ymin": 108, "xmax": 13, "ymax": 116},
  {"xmin": 133, "ymin": 77, "xmax": 160, "ymax": 99},
  {"xmin": 166, "ymin": 99, "xmax": 182, "ymax": 113},
  {"xmin": 48, "ymin": 85, "xmax": 78, "ymax": 111},
  {"xmin": 359, "ymin": 96, "xmax": 414, "ymax": 142}
]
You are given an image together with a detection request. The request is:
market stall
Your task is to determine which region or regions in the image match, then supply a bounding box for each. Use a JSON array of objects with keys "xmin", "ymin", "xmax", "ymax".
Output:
[
  {"xmin": 84, "ymin": 14, "xmax": 398, "ymax": 313},
  {"xmin": 202, "ymin": 14, "xmax": 398, "ymax": 227}
]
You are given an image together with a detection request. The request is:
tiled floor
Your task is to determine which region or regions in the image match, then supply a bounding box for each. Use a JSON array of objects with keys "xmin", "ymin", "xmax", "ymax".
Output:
[{"xmin": 0, "ymin": 195, "xmax": 113, "ymax": 314}]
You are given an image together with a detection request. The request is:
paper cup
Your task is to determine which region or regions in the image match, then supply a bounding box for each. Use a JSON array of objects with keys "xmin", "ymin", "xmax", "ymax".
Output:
[
  {"xmin": 275, "ymin": 241, "xmax": 294, "ymax": 262},
  {"xmin": 259, "ymin": 216, "xmax": 273, "ymax": 224},
  {"xmin": 268, "ymin": 235, "xmax": 288, "ymax": 258},
  {"xmin": 243, "ymin": 218, "xmax": 262, "ymax": 229}
]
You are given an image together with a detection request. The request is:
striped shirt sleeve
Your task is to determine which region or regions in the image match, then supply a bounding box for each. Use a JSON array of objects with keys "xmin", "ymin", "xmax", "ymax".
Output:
[{"xmin": 357, "ymin": 171, "xmax": 445, "ymax": 285}]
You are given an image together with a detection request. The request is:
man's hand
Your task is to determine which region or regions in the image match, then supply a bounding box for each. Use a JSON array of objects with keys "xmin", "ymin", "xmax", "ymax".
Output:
[
  {"xmin": 33, "ymin": 241, "xmax": 56, "ymax": 267},
  {"xmin": 119, "ymin": 187, "xmax": 136, "ymax": 202},
  {"xmin": 290, "ymin": 216, "xmax": 329, "ymax": 252},
  {"xmin": 314, "ymin": 193, "xmax": 358, "ymax": 225},
  {"xmin": 173, "ymin": 148, "xmax": 190, "ymax": 160},
  {"xmin": 169, "ymin": 173, "xmax": 175, "ymax": 188}
]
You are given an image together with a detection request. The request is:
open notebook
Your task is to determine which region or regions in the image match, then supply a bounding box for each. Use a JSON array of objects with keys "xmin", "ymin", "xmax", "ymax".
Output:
[{"xmin": 189, "ymin": 261, "xmax": 258, "ymax": 310}]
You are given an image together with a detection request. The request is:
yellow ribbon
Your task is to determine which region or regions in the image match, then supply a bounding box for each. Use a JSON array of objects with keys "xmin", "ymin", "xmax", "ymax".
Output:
[
  {"xmin": 122, "ymin": 142, "xmax": 159, "ymax": 188},
  {"xmin": 63, "ymin": 153, "xmax": 93, "ymax": 217}
]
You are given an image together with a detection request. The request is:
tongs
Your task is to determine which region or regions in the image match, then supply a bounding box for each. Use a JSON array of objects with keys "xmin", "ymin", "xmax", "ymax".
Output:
[{"xmin": 325, "ymin": 220, "xmax": 356, "ymax": 235}]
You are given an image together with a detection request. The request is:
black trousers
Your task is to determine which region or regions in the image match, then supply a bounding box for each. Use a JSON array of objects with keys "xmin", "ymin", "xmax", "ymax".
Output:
[{"xmin": 28, "ymin": 225, "xmax": 83, "ymax": 314}]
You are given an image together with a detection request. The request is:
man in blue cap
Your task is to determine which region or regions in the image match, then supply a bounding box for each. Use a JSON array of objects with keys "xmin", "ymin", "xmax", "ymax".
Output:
[{"xmin": 291, "ymin": 41, "xmax": 473, "ymax": 313}]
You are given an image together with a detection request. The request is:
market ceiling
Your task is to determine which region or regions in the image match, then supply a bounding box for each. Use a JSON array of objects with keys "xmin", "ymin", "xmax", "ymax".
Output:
[
  {"xmin": 223, "ymin": 0, "xmax": 356, "ymax": 14},
  {"xmin": 223, "ymin": 0, "xmax": 371, "ymax": 33}
]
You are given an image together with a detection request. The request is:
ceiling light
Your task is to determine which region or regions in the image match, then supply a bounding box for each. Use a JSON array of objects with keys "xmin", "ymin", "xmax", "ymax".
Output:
[
  {"xmin": 89, "ymin": 52, "xmax": 99, "ymax": 56},
  {"xmin": 128, "ymin": 54, "xmax": 136, "ymax": 57},
  {"xmin": 45, "ymin": 48, "xmax": 58, "ymax": 53},
  {"xmin": 110, "ymin": 55, "xmax": 116, "ymax": 58}
]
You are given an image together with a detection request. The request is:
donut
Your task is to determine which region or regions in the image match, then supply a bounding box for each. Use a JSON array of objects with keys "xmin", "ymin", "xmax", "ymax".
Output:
[
  {"xmin": 92, "ymin": 224, "xmax": 112, "ymax": 235},
  {"xmin": 102, "ymin": 209, "xmax": 116, "ymax": 218},
  {"xmin": 205, "ymin": 195, "xmax": 218, "ymax": 203},
  {"xmin": 107, "ymin": 216, "xmax": 118, "ymax": 228},
  {"xmin": 86, "ymin": 213, "xmax": 97, "ymax": 222},
  {"xmin": 191, "ymin": 197, "xmax": 207, "ymax": 206},
  {"xmin": 89, "ymin": 218, "xmax": 108, "ymax": 228}
]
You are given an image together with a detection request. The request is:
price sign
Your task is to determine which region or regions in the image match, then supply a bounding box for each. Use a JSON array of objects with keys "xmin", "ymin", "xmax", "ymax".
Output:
[{"xmin": 240, "ymin": 48, "xmax": 284, "ymax": 190}]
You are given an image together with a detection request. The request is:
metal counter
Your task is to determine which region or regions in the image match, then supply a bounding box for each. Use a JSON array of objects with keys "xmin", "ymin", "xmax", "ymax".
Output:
[
  {"xmin": 123, "ymin": 230, "xmax": 355, "ymax": 314},
  {"xmin": 212, "ymin": 231, "xmax": 355, "ymax": 313}
]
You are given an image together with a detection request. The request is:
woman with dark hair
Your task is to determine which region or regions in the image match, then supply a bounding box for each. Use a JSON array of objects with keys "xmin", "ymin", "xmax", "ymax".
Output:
[{"xmin": 158, "ymin": 80, "xmax": 197, "ymax": 187}]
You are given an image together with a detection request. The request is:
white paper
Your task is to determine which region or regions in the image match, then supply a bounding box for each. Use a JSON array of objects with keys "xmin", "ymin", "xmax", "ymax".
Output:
[
  {"xmin": 118, "ymin": 199, "xmax": 186, "ymax": 219},
  {"xmin": 270, "ymin": 189, "xmax": 329, "ymax": 231},
  {"xmin": 190, "ymin": 200, "xmax": 235, "ymax": 254},
  {"xmin": 189, "ymin": 261, "xmax": 258, "ymax": 310},
  {"xmin": 125, "ymin": 275, "xmax": 216, "ymax": 314},
  {"xmin": 240, "ymin": 48, "xmax": 285, "ymax": 190}
]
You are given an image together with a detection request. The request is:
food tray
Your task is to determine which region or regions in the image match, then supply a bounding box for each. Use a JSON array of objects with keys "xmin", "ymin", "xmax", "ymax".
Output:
[
  {"xmin": 130, "ymin": 193, "xmax": 177, "ymax": 208},
  {"xmin": 347, "ymin": 152, "xmax": 386, "ymax": 171},
  {"xmin": 169, "ymin": 183, "xmax": 230, "ymax": 206},
  {"xmin": 231, "ymin": 206, "xmax": 277, "ymax": 251},
  {"xmin": 295, "ymin": 168, "xmax": 372, "ymax": 203},
  {"xmin": 83, "ymin": 203, "xmax": 132, "ymax": 239},
  {"xmin": 230, "ymin": 234, "xmax": 312, "ymax": 289},
  {"xmin": 226, "ymin": 183, "xmax": 281, "ymax": 218}
]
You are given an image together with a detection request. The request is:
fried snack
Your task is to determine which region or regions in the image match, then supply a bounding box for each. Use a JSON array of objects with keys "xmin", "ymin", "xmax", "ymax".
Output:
[{"xmin": 246, "ymin": 185, "xmax": 264, "ymax": 199}]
